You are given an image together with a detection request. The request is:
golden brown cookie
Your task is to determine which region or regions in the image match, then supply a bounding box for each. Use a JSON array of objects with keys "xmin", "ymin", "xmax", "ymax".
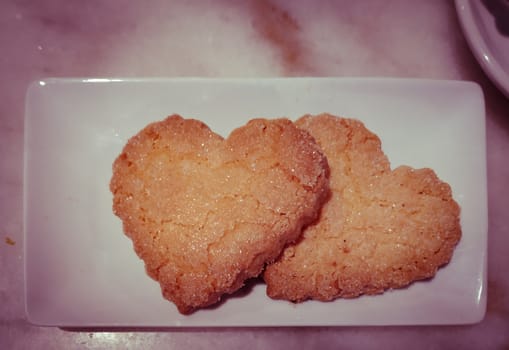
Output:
[
  {"xmin": 264, "ymin": 113, "xmax": 461, "ymax": 302},
  {"xmin": 110, "ymin": 115, "xmax": 329, "ymax": 314}
]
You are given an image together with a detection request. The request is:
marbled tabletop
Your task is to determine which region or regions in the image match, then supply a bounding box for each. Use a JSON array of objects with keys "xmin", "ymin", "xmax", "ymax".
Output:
[{"xmin": 1, "ymin": 0, "xmax": 508, "ymax": 349}]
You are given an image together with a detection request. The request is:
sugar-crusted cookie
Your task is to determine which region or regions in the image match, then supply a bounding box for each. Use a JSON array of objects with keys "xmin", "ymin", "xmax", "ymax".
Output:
[
  {"xmin": 110, "ymin": 115, "xmax": 329, "ymax": 314},
  {"xmin": 264, "ymin": 113, "xmax": 461, "ymax": 302}
]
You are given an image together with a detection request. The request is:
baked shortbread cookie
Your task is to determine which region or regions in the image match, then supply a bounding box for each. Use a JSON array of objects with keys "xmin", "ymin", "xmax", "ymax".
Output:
[
  {"xmin": 110, "ymin": 115, "xmax": 329, "ymax": 314},
  {"xmin": 264, "ymin": 113, "xmax": 461, "ymax": 302}
]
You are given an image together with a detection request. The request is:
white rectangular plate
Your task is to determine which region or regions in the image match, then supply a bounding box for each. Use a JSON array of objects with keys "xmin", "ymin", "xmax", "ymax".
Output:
[{"xmin": 24, "ymin": 78, "xmax": 487, "ymax": 327}]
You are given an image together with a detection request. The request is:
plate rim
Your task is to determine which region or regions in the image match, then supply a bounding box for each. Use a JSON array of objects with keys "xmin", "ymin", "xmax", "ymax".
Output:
[{"xmin": 455, "ymin": 0, "xmax": 509, "ymax": 98}]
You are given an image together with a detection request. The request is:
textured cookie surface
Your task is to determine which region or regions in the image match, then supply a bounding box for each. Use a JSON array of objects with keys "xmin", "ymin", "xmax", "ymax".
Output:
[
  {"xmin": 110, "ymin": 115, "xmax": 329, "ymax": 314},
  {"xmin": 264, "ymin": 113, "xmax": 461, "ymax": 302}
]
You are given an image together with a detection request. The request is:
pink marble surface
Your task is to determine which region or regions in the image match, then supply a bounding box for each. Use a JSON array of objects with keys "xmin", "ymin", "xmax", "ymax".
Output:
[{"xmin": 1, "ymin": 0, "xmax": 508, "ymax": 348}]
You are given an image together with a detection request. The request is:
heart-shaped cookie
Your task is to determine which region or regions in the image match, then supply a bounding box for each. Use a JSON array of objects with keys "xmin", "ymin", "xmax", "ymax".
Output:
[
  {"xmin": 110, "ymin": 115, "xmax": 329, "ymax": 314},
  {"xmin": 264, "ymin": 113, "xmax": 461, "ymax": 302}
]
